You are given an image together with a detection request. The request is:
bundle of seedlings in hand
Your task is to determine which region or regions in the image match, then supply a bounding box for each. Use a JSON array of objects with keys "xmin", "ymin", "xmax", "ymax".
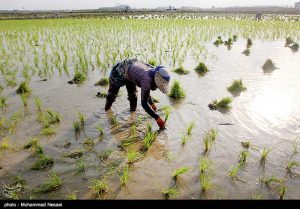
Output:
[
  {"xmin": 194, "ymin": 62, "xmax": 209, "ymax": 75},
  {"xmin": 89, "ymin": 180, "xmax": 110, "ymax": 198},
  {"xmin": 209, "ymin": 97, "xmax": 232, "ymax": 111},
  {"xmin": 16, "ymin": 81, "xmax": 31, "ymax": 95},
  {"xmin": 31, "ymin": 154, "xmax": 54, "ymax": 170},
  {"xmin": 227, "ymin": 79, "xmax": 247, "ymax": 94},
  {"xmin": 162, "ymin": 187, "xmax": 179, "ymax": 200},
  {"xmin": 168, "ymin": 80, "xmax": 185, "ymax": 100},
  {"xmin": 161, "ymin": 105, "xmax": 171, "ymax": 123},
  {"xmin": 173, "ymin": 66, "xmax": 189, "ymax": 75},
  {"xmin": 34, "ymin": 172, "xmax": 62, "ymax": 194},
  {"xmin": 172, "ymin": 167, "xmax": 190, "ymax": 181},
  {"xmin": 95, "ymin": 77, "xmax": 109, "ymax": 86}
]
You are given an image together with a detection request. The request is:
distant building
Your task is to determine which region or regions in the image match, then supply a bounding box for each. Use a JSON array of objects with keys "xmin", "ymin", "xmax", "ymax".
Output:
[
  {"xmin": 167, "ymin": 5, "xmax": 177, "ymax": 11},
  {"xmin": 295, "ymin": 2, "xmax": 300, "ymax": 9}
]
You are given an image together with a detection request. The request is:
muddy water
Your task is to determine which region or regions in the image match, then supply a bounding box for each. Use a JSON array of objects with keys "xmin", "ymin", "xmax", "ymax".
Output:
[{"xmin": 1, "ymin": 39, "xmax": 300, "ymax": 199}]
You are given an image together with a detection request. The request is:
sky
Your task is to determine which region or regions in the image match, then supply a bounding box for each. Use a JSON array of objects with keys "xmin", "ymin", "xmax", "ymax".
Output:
[{"xmin": 0, "ymin": 0, "xmax": 298, "ymax": 10}]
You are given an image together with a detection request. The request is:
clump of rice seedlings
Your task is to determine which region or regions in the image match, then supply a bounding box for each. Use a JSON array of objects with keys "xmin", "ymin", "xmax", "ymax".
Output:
[
  {"xmin": 40, "ymin": 127, "xmax": 56, "ymax": 136},
  {"xmin": 119, "ymin": 136, "xmax": 139, "ymax": 149},
  {"xmin": 172, "ymin": 167, "xmax": 190, "ymax": 181},
  {"xmin": 127, "ymin": 150, "xmax": 142, "ymax": 164},
  {"xmin": 186, "ymin": 121, "xmax": 195, "ymax": 136},
  {"xmin": 246, "ymin": 38, "xmax": 253, "ymax": 48},
  {"xmin": 209, "ymin": 97, "xmax": 233, "ymax": 111},
  {"xmin": 89, "ymin": 180, "xmax": 109, "ymax": 198},
  {"xmin": 241, "ymin": 141, "xmax": 250, "ymax": 149},
  {"xmin": 31, "ymin": 154, "xmax": 54, "ymax": 170},
  {"xmin": 242, "ymin": 49, "xmax": 251, "ymax": 56},
  {"xmin": 199, "ymin": 157, "xmax": 213, "ymax": 173},
  {"xmin": 233, "ymin": 35, "xmax": 238, "ymax": 42},
  {"xmin": 96, "ymin": 92, "xmax": 107, "ymax": 98},
  {"xmin": 168, "ymin": 80, "xmax": 185, "ymax": 100},
  {"xmin": 0, "ymin": 137, "xmax": 10, "ymax": 152},
  {"xmin": 279, "ymin": 185, "xmax": 287, "ymax": 200},
  {"xmin": 142, "ymin": 129, "xmax": 158, "ymax": 151},
  {"xmin": 74, "ymin": 158, "xmax": 85, "ymax": 175},
  {"xmin": 0, "ymin": 96, "xmax": 7, "ymax": 110},
  {"xmin": 9, "ymin": 174, "xmax": 26, "ymax": 187},
  {"xmin": 130, "ymin": 124, "xmax": 137, "ymax": 136},
  {"xmin": 173, "ymin": 66, "xmax": 189, "ymax": 75},
  {"xmin": 63, "ymin": 142, "xmax": 71, "ymax": 148},
  {"xmin": 96, "ymin": 125, "xmax": 104, "ymax": 137},
  {"xmin": 37, "ymin": 109, "xmax": 61, "ymax": 128},
  {"xmin": 238, "ymin": 150, "xmax": 250, "ymax": 164},
  {"xmin": 162, "ymin": 187, "xmax": 179, "ymax": 200},
  {"xmin": 33, "ymin": 144, "xmax": 44, "ymax": 155},
  {"xmin": 261, "ymin": 176, "xmax": 286, "ymax": 196},
  {"xmin": 199, "ymin": 173, "xmax": 213, "ymax": 192},
  {"xmin": 73, "ymin": 120, "xmax": 81, "ymax": 135},
  {"xmin": 71, "ymin": 71, "xmax": 86, "ymax": 84},
  {"xmin": 162, "ymin": 105, "xmax": 171, "ymax": 122},
  {"xmin": 251, "ymin": 193, "xmax": 263, "ymax": 200},
  {"xmin": 94, "ymin": 77, "xmax": 109, "ymax": 86},
  {"xmin": 20, "ymin": 94, "xmax": 28, "ymax": 107},
  {"xmin": 202, "ymin": 129, "xmax": 218, "ymax": 152},
  {"xmin": 224, "ymin": 38, "xmax": 233, "ymax": 46},
  {"xmin": 194, "ymin": 62, "xmax": 209, "ymax": 75},
  {"xmin": 34, "ymin": 96, "xmax": 42, "ymax": 112},
  {"xmin": 110, "ymin": 115, "xmax": 118, "ymax": 126},
  {"xmin": 64, "ymin": 150, "xmax": 83, "ymax": 159},
  {"xmin": 227, "ymin": 163, "xmax": 241, "ymax": 179},
  {"xmin": 148, "ymin": 59, "xmax": 157, "ymax": 66},
  {"xmin": 16, "ymin": 82, "xmax": 31, "ymax": 95},
  {"xmin": 34, "ymin": 172, "xmax": 62, "ymax": 194},
  {"xmin": 118, "ymin": 165, "xmax": 130, "ymax": 186},
  {"xmin": 181, "ymin": 134, "xmax": 190, "ymax": 146},
  {"xmin": 262, "ymin": 59, "xmax": 277, "ymax": 72},
  {"xmin": 227, "ymin": 79, "xmax": 247, "ymax": 94},
  {"xmin": 213, "ymin": 36, "xmax": 223, "ymax": 46},
  {"xmin": 65, "ymin": 190, "xmax": 78, "ymax": 200},
  {"xmin": 260, "ymin": 148, "xmax": 271, "ymax": 163},
  {"xmin": 23, "ymin": 138, "xmax": 39, "ymax": 150},
  {"xmin": 77, "ymin": 111, "xmax": 86, "ymax": 127},
  {"xmin": 83, "ymin": 138, "xmax": 95, "ymax": 149},
  {"xmin": 98, "ymin": 149, "xmax": 113, "ymax": 161},
  {"xmin": 286, "ymin": 161, "xmax": 300, "ymax": 173}
]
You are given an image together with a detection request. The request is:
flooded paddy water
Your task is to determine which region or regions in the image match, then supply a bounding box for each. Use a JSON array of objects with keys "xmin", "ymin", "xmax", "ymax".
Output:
[{"xmin": 0, "ymin": 16, "xmax": 300, "ymax": 199}]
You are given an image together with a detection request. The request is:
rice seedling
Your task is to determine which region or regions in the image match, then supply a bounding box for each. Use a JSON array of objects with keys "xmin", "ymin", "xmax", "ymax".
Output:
[
  {"xmin": 23, "ymin": 138, "xmax": 39, "ymax": 150},
  {"xmin": 9, "ymin": 174, "xmax": 26, "ymax": 187},
  {"xmin": 181, "ymin": 134, "xmax": 190, "ymax": 146},
  {"xmin": 238, "ymin": 150, "xmax": 249, "ymax": 164},
  {"xmin": 246, "ymin": 38, "xmax": 253, "ymax": 48},
  {"xmin": 89, "ymin": 180, "xmax": 109, "ymax": 198},
  {"xmin": 38, "ymin": 109, "xmax": 61, "ymax": 127},
  {"xmin": 33, "ymin": 144, "xmax": 44, "ymax": 155},
  {"xmin": 119, "ymin": 136, "xmax": 139, "ymax": 149},
  {"xmin": 73, "ymin": 120, "xmax": 81, "ymax": 135},
  {"xmin": 172, "ymin": 167, "xmax": 190, "ymax": 180},
  {"xmin": 127, "ymin": 150, "xmax": 143, "ymax": 164},
  {"xmin": 227, "ymin": 79, "xmax": 247, "ymax": 94},
  {"xmin": 241, "ymin": 141, "xmax": 250, "ymax": 149},
  {"xmin": 262, "ymin": 59, "xmax": 277, "ymax": 72},
  {"xmin": 110, "ymin": 115, "xmax": 118, "ymax": 126},
  {"xmin": 0, "ymin": 137, "xmax": 10, "ymax": 152},
  {"xmin": 227, "ymin": 163, "xmax": 241, "ymax": 179},
  {"xmin": 0, "ymin": 96, "xmax": 7, "ymax": 110},
  {"xmin": 162, "ymin": 187, "xmax": 179, "ymax": 200},
  {"xmin": 261, "ymin": 176, "xmax": 285, "ymax": 188},
  {"xmin": 31, "ymin": 154, "xmax": 54, "ymax": 170},
  {"xmin": 194, "ymin": 62, "xmax": 209, "ymax": 75},
  {"xmin": 16, "ymin": 81, "xmax": 31, "ymax": 95},
  {"xmin": 34, "ymin": 96, "xmax": 42, "ymax": 112},
  {"xmin": 162, "ymin": 105, "xmax": 171, "ymax": 122},
  {"xmin": 168, "ymin": 80, "xmax": 185, "ymax": 100},
  {"xmin": 199, "ymin": 157, "xmax": 213, "ymax": 173},
  {"xmin": 199, "ymin": 173, "xmax": 213, "ymax": 192},
  {"xmin": 40, "ymin": 127, "xmax": 56, "ymax": 136},
  {"xmin": 213, "ymin": 36, "xmax": 223, "ymax": 46},
  {"xmin": 186, "ymin": 121, "xmax": 195, "ymax": 136},
  {"xmin": 71, "ymin": 71, "xmax": 86, "ymax": 84},
  {"xmin": 148, "ymin": 59, "xmax": 157, "ymax": 66},
  {"xmin": 142, "ymin": 129, "xmax": 158, "ymax": 151},
  {"xmin": 64, "ymin": 150, "xmax": 83, "ymax": 159},
  {"xmin": 96, "ymin": 125, "xmax": 104, "ymax": 137},
  {"xmin": 173, "ymin": 66, "xmax": 189, "ymax": 75},
  {"xmin": 209, "ymin": 97, "xmax": 233, "ymax": 110},
  {"xmin": 74, "ymin": 158, "xmax": 85, "ymax": 175},
  {"xmin": 77, "ymin": 111, "xmax": 86, "ymax": 127},
  {"xmin": 118, "ymin": 165, "xmax": 130, "ymax": 186},
  {"xmin": 20, "ymin": 94, "xmax": 28, "ymax": 107},
  {"xmin": 203, "ymin": 129, "xmax": 218, "ymax": 148},
  {"xmin": 95, "ymin": 77, "xmax": 109, "ymax": 86},
  {"xmin": 203, "ymin": 135, "xmax": 212, "ymax": 152},
  {"xmin": 34, "ymin": 172, "xmax": 62, "ymax": 194},
  {"xmin": 65, "ymin": 190, "xmax": 78, "ymax": 200},
  {"xmin": 251, "ymin": 193, "xmax": 263, "ymax": 200},
  {"xmin": 224, "ymin": 37, "xmax": 233, "ymax": 46},
  {"xmin": 260, "ymin": 148, "xmax": 272, "ymax": 163},
  {"xmin": 279, "ymin": 185, "xmax": 287, "ymax": 200},
  {"xmin": 98, "ymin": 149, "xmax": 114, "ymax": 161},
  {"xmin": 96, "ymin": 92, "xmax": 107, "ymax": 98},
  {"xmin": 130, "ymin": 124, "xmax": 137, "ymax": 136},
  {"xmin": 286, "ymin": 161, "xmax": 300, "ymax": 173}
]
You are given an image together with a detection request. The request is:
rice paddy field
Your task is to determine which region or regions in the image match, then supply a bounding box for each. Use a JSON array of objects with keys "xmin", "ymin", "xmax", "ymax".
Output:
[{"xmin": 0, "ymin": 13, "xmax": 300, "ymax": 200}]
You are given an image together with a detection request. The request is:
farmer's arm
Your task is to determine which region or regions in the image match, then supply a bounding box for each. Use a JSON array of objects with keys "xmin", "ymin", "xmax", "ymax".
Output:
[
  {"xmin": 141, "ymin": 84, "xmax": 159, "ymax": 119},
  {"xmin": 148, "ymin": 96, "xmax": 154, "ymax": 105}
]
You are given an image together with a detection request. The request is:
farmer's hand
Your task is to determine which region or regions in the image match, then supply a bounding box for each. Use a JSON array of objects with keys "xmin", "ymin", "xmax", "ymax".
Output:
[
  {"xmin": 151, "ymin": 103, "xmax": 157, "ymax": 112},
  {"xmin": 156, "ymin": 117, "xmax": 165, "ymax": 129}
]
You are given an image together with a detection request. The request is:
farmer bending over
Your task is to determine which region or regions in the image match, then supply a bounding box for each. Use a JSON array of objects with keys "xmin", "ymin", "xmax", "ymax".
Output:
[{"xmin": 104, "ymin": 58, "xmax": 170, "ymax": 129}]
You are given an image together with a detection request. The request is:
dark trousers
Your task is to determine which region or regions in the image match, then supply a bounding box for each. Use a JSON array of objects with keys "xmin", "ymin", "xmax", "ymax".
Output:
[{"xmin": 105, "ymin": 81, "xmax": 138, "ymax": 112}]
